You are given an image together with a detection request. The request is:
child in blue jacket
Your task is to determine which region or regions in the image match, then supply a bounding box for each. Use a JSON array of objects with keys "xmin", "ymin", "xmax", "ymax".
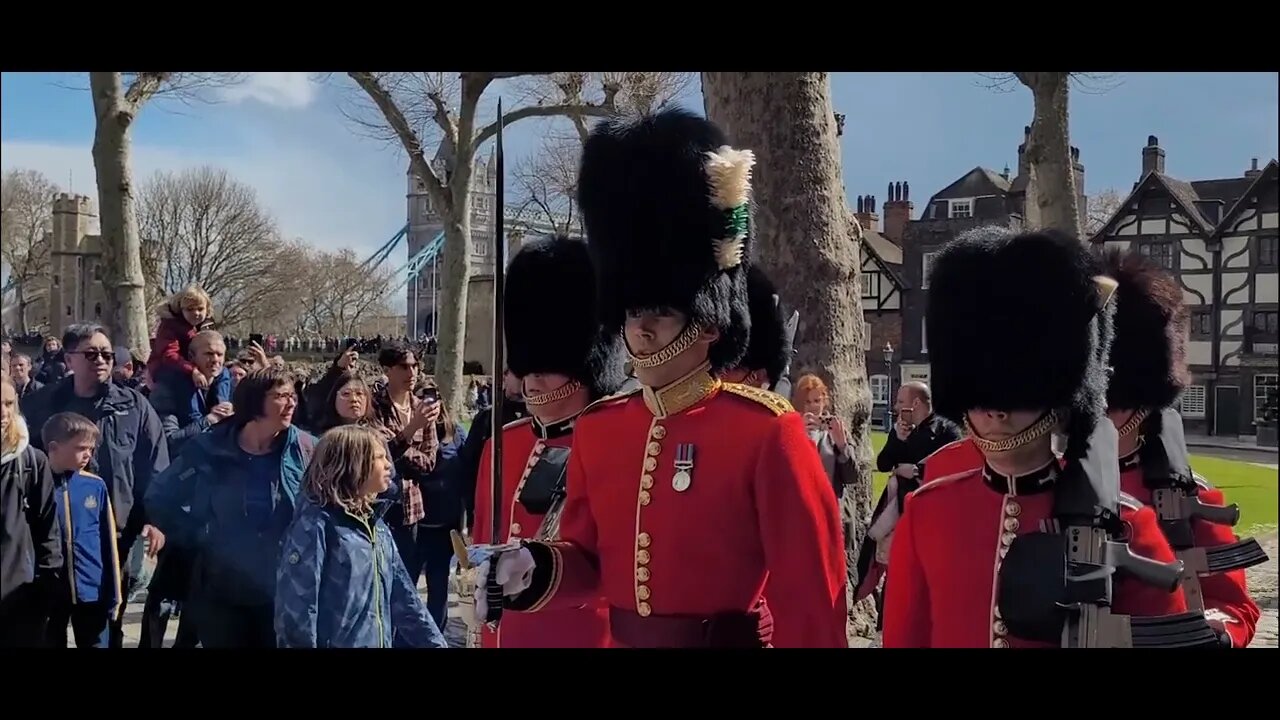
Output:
[
  {"xmin": 275, "ymin": 425, "xmax": 446, "ymax": 649},
  {"xmin": 42, "ymin": 412, "xmax": 122, "ymax": 648}
]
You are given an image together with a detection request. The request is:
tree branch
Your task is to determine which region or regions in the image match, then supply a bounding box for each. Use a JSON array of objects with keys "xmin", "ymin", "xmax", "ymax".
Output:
[
  {"xmin": 348, "ymin": 72, "xmax": 448, "ymax": 199},
  {"xmin": 473, "ymin": 101, "xmax": 617, "ymax": 149}
]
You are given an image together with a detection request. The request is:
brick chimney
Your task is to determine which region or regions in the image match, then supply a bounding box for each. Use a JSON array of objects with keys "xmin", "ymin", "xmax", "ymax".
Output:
[
  {"xmin": 1245, "ymin": 158, "xmax": 1262, "ymax": 180},
  {"xmin": 854, "ymin": 194, "xmax": 879, "ymax": 234},
  {"xmin": 882, "ymin": 180, "xmax": 913, "ymax": 245},
  {"xmin": 1071, "ymin": 145, "xmax": 1086, "ymax": 233},
  {"xmin": 1017, "ymin": 126, "xmax": 1031, "ymax": 179},
  {"xmin": 1142, "ymin": 135, "xmax": 1165, "ymax": 176}
]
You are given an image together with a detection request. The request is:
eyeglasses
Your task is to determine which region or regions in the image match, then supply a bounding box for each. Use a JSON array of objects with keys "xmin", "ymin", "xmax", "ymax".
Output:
[{"xmin": 78, "ymin": 349, "xmax": 114, "ymax": 362}]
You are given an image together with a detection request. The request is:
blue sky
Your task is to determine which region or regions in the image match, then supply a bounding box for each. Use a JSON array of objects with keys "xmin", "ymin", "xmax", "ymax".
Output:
[{"xmin": 3, "ymin": 71, "xmax": 1276, "ymax": 291}]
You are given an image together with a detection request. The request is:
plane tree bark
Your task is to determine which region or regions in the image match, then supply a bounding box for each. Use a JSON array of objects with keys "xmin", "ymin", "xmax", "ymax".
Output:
[{"xmin": 702, "ymin": 72, "xmax": 876, "ymax": 640}]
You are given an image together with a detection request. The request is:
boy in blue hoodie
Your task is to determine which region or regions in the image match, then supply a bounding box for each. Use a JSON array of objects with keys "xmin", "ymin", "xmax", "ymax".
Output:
[{"xmin": 43, "ymin": 412, "xmax": 122, "ymax": 648}]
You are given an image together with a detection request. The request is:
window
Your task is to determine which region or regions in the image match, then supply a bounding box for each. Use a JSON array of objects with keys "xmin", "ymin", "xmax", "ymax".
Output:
[
  {"xmin": 92, "ymin": 264, "xmax": 101, "ymax": 281},
  {"xmin": 862, "ymin": 319, "xmax": 871, "ymax": 352},
  {"xmin": 1259, "ymin": 235, "xmax": 1278, "ymax": 268},
  {"xmin": 921, "ymin": 252, "xmax": 938, "ymax": 288},
  {"xmin": 1137, "ymin": 241, "xmax": 1174, "ymax": 270},
  {"xmin": 949, "ymin": 199, "xmax": 972, "ymax": 219},
  {"xmin": 1178, "ymin": 385, "xmax": 1206, "ymax": 419},
  {"xmin": 1190, "ymin": 310, "xmax": 1213, "ymax": 337},
  {"xmin": 920, "ymin": 318, "xmax": 928, "ymax": 354},
  {"xmin": 53, "ymin": 274, "xmax": 60, "ymax": 287},
  {"xmin": 472, "ymin": 241, "xmax": 489, "ymax": 256},
  {"xmin": 869, "ymin": 374, "xmax": 890, "ymax": 405},
  {"xmin": 93, "ymin": 302, "xmax": 102, "ymax": 318},
  {"xmin": 861, "ymin": 272, "xmax": 878, "ymax": 299},
  {"xmin": 1255, "ymin": 374, "xmax": 1278, "ymax": 422},
  {"xmin": 1254, "ymin": 310, "xmax": 1279, "ymax": 335}
]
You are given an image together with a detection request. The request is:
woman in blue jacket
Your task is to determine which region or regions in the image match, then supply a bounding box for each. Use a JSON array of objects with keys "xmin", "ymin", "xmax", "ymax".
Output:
[{"xmin": 275, "ymin": 425, "xmax": 446, "ymax": 648}]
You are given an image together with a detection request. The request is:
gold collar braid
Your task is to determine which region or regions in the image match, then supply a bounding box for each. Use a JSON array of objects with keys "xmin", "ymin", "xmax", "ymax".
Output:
[
  {"xmin": 523, "ymin": 379, "xmax": 583, "ymax": 408},
  {"xmin": 627, "ymin": 321, "xmax": 702, "ymax": 370},
  {"xmin": 964, "ymin": 409, "xmax": 1059, "ymax": 454},
  {"xmin": 641, "ymin": 360, "xmax": 720, "ymax": 418},
  {"xmin": 1115, "ymin": 408, "xmax": 1149, "ymax": 439}
]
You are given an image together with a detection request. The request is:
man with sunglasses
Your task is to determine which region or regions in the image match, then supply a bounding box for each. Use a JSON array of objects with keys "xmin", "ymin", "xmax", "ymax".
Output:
[{"xmin": 21, "ymin": 323, "xmax": 169, "ymax": 648}]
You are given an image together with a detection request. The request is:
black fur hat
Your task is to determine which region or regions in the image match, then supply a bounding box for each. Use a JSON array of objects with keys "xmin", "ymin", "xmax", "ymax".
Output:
[
  {"xmin": 504, "ymin": 234, "xmax": 626, "ymax": 400},
  {"xmin": 741, "ymin": 265, "xmax": 790, "ymax": 388},
  {"xmin": 1099, "ymin": 247, "xmax": 1191, "ymax": 410},
  {"xmin": 925, "ymin": 226, "xmax": 1116, "ymax": 450},
  {"xmin": 578, "ymin": 107, "xmax": 756, "ymax": 371}
]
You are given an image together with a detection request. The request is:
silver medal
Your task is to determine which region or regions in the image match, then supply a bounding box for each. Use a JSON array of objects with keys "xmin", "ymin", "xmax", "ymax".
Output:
[{"xmin": 672, "ymin": 443, "xmax": 695, "ymax": 493}]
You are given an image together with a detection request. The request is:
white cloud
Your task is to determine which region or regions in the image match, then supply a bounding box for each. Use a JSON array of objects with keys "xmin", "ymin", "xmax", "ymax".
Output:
[
  {"xmin": 215, "ymin": 73, "xmax": 320, "ymax": 109},
  {"xmin": 0, "ymin": 139, "xmax": 406, "ymax": 264}
]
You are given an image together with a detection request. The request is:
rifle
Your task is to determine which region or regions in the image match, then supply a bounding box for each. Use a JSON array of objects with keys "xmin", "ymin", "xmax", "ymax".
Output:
[
  {"xmin": 1140, "ymin": 407, "xmax": 1269, "ymax": 611},
  {"xmin": 998, "ymin": 416, "xmax": 1223, "ymax": 648}
]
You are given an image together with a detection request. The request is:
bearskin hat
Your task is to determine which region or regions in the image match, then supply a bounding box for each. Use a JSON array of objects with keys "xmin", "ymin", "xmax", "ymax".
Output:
[
  {"xmin": 926, "ymin": 226, "xmax": 1116, "ymax": 451},
  {"xmin": 741, "ymin": 265, "xmax": 790, "ymax": 388},
  {"xmin": 1098, "ymin": 248, "xmax": 1191, "ymax": 411},
  {"xmin": 578, "ymin": 107, "xmax": 755, "ymax": 371},
  {"xmin": 504, "ymin": 234, "xmax": 627, "ymax": 400}
]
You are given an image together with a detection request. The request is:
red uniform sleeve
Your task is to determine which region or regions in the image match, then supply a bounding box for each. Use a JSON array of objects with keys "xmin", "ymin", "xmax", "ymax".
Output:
[
  {"xmin": 753, "ymin": 412, "xmax": 848, "ymax": 648},
  {"xmin": 472, "ymin": 439, "xmax": 494, "ymax": 546},
  {"xmin": 1113, "ymin": 505, "xmax": 1189, "ymax": 617},
  {"xmin": 881, "ymin": 491, "xmax": 932, "ymax": 647},
  {"xmin": 148, "ymin": 319, "xmax": 197, "ymax": 377},
  {"xmin": 1192, "ymin": 487, "xmax": 1261, "ymax": 648},
  {"xmin": 513, "ymin": 442, "xmax": 602, "ymax": 612}
]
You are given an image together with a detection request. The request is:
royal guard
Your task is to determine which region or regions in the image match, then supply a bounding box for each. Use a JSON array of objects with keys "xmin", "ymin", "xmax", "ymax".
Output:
[
  {"xmin": 469, "ymin": 234, "xmax": 625, "ymax": 648},
  {"xmin": 468, "ymin": 107, "xmax": 847, "ymax": 648},
  {"xmin": 1101, "ymin": 248, "xmax": 1266, "ymax": 647},
  {"xmin": 720, "ymin": 265, "xmax": 799, "ymax": 397},
  {"xmin": 882, "ymin": 226, "xmax": 1193, "ymax": 648}
]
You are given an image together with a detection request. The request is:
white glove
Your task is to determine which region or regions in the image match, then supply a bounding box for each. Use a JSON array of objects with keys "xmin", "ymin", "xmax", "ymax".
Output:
[{"xmin": 470, "ymin": 547, "xmax": 537, "ymax": 626}]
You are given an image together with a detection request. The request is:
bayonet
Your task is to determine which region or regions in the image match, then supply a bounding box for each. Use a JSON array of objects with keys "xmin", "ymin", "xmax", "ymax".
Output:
[{"xmin": 485, "ymin": 97, "xmax": 508, "ymax": 626}]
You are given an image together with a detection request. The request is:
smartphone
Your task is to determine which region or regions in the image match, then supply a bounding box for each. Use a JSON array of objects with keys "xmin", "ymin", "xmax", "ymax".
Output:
[
  {"xmin": 249, "ymin": 333, "xmax": 264, "ymax": 347},
  {"xmin": 417, "ymin": 386, "xmax": 441, "ymax": 403},
  {"xmin": 345, "ymin": 338, "xmax": 358, "ymax": 350}
]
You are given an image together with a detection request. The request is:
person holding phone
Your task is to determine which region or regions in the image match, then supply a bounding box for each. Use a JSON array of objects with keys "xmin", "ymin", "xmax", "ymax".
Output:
[{"xmin": 789, "ymin": 374, "xmax": 851, "ymax": 500}]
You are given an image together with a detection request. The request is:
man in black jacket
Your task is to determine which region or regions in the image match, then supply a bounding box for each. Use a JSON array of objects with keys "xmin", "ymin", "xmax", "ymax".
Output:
[
  {"xmin": 458, "ymin": 367, "xmax": 526, "ymax": 527},
  {"xmin": 21, "ymin": 323, "xmax": 170, "ymax": 648},
  {"xmin": 855, "ymin": 381, "xmax": 961, "ymax": 628}
]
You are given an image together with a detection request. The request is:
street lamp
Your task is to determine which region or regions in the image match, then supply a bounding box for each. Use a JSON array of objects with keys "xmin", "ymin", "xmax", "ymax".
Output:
[{"xmin": 882, "ymin": 341, "xmax": 894, "ymax": 367}]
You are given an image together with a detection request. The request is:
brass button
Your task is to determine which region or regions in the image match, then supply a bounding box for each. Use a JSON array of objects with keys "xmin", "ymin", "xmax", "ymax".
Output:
[
  {"xmin": 993, "ymin": 605, "xmax": 1002, "ymax": 619},
  {"xmin": 636, "ymin": 567, "xmax": 651, "ymax": 582},
  {"xmin": 638, "ymin": 602, "xmax": 652, "ymax": 617},
  {"xmin": 998, "ymin": 546, "xmax": 1008, "ymax": 559},
  {"xmin": 1003, "ymin": 517, "xmax": 1020, "ymax": 532},
  {"xmin": 643, "ymin": 456, "xmax": 658, "ymax": 472},
  {"xmin": 640, "ymin": 474, "xmax": 654, "ymax": 489},
  {"xmin": 637, "ymin": 532, "xmax": 652, "ymax": 548},
  {"xmin": 651, "ymin": 425, "xmax": 667, "ymax": 440},
  {"xmin": 993, "ymin": 620, "xmax": 1008, "ymax": 636},
  {"xmin": 992, "ymin": 638, "xmax": 1009, "ymax": 648},
  {"xmin": 636, "ymin": 549, "xmax": 651, "ymax": 564},
  {"xmin": 532, "ymin": 442, "xmax": 545, "ymax": 455},
  {"xmin": 1001, "ymin": 532, "xmax": 1016, "ymax": 546},
  {"xmin": 527, "ymin": 455, "xmax": 539, "ymax": 468},
  {"xmin": 510, "ymin": 522, "xmax": 522, "ymax": 535},
  {"xmin": 646, "ymin": 441, "xmax": 662, "ymax": 457},
  {"xmin": 1004, "ymin": 501, "xmax": 1021, "ymax": 517},
  {"xmin": 637, "ymin": 585, "xmax": 651, "ymax": 601},
  {"xmin": 639, "ymin": 491, "xmax": 651, "ymax": 506}
]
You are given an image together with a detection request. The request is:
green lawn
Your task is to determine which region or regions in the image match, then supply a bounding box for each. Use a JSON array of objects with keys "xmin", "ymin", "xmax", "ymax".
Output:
[{"xmin": 865, "ymin": 432, "xmax": 1277, "ymax": 534}]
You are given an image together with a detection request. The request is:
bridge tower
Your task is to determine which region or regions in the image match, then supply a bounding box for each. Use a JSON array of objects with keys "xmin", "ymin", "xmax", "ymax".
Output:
[{"xmin": 404, "ymin": 145, "xmax": 497, "ymax": 340}]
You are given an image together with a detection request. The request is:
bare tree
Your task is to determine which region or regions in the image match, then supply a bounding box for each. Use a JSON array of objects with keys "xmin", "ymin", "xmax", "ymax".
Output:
[
  {"xmin": 977, "ymin": 72, "xmax": 1120, "ymax": 238},
  {"xmin": 1085, "ymin": 187, "xmax": 1125, "ymax": 236},
  {"xmin": 136, "ymin": 166, "xmax": 300, "ymax": 330},
  {"xmin": 702, "ymin": 72, "xmax": 875, "ymax": 640},
  {"xmin": 87, "ymin": 72, "xmax": 244, "ymax": 359},
  {"xmin": 510, "ymin": 134, "xmax": 584, "ymax": 237},
  {"xmin": 0, "ymin": 169, "xmax": 60, "ymax": 334},
  {"xmin": 290, "ymin": 246, "xmax": 395, "ymax": 339},
  {"xmin": 341, "ymin": 71, "xmax": 690, "ymax": 412}
]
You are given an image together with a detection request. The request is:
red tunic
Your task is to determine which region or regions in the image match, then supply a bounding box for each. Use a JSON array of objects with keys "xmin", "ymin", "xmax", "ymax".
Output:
[
  {"xmin": 513, "ymin": 371, "xmax": 848, "ymax": 648},
  {"xmin": 1118, "ymin": 455, "xmax": 1261, "ymax": 648},
  {"xmin": 883, "ymin": 438, "xmax": 1188, "ymax": 648},
  {"xmin": 473, "ymin": 417, "xmax": 610, "ymax": 648}
]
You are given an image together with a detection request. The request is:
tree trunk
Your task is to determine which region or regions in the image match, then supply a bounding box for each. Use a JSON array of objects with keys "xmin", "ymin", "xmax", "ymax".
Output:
[
  {"xmin": 702, "ymin": 72, "xmax": 876, "ymax": 641},
  {"xmin": 428, "ymin": 156, "xmax": 477, "ymax": 416},
  {"xmin": 1015, "ymin": 72, "xmax": 1081, "ymax": 238},
  {"xmin": 89, "ymin": 72, "xmax": 152, "ymax": 359},
  {"xmin": 15, "ymin": 286, "xmax": 30, "ymax": 335}
]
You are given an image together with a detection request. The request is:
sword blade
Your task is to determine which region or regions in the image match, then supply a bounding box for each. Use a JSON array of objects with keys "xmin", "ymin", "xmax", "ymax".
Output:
[{"xmin": 491, "ymin": 97, "xmax": 506, "ymax": 547}]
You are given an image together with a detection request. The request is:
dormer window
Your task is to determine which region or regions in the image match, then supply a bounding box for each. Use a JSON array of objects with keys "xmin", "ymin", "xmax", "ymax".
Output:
[{"xmin": 948, "ymin": 199, "xmax": 972, "ymax": 219}]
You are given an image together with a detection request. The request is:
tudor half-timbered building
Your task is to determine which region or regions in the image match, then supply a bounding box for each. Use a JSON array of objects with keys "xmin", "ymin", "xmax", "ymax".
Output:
[
  {"xmin": 852, "ymin": 191, "xmax": 908, "ymax": 427},
  {"xmin": 1092, "ymin": 137, "xmax": 1278, "ymax": 438}
]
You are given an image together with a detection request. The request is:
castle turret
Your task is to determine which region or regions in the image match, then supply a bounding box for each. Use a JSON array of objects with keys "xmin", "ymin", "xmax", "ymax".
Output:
[{"xmin": 47, "ymin": 193, "xmax": 104, "ymax": 336}]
